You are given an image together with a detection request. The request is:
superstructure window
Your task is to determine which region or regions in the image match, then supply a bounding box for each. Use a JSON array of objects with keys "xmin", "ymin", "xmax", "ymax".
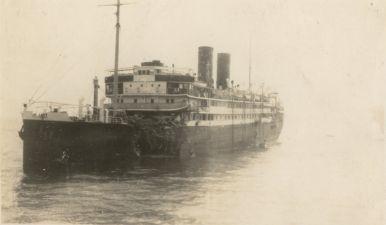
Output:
[
  {"xmin": 106, "ymin": 84, "xmax": 113, "ymax": 95},
  {"xmin": 134, "ymin": 99, "xmax": 137, "ymax": 103},
  {"xmin": 118, "ymin": 83, "xmax": 123, "ymax": 94},
  {"xmin": 150, "ymin": 99, "xmax": 154, "ymax": 103}
]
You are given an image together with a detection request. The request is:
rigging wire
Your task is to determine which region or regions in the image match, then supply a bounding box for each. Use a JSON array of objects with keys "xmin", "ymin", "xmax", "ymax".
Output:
[
  {"xmin": 30, "ymin": 22, "xmax": 108, "ymax": 104},
  {"xmin": 29, "ymin": 54, "xmax": 63, "ymax": 101}
]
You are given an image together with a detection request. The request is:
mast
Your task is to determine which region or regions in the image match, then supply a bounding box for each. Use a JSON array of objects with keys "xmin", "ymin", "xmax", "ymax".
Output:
[
  {"xmin": 231, "ymin": 80, "xmax": 234, "ymax": 150},
  {"xmin": 113, "ymin": 0, "xmax": 121, "ymax": 110},
  {"xmin": 260, "ymin": 83, "xmax": 265, "ymax": 146},
  {"xmin": 100, "ymin": 1, "xmax": 133, "ymax": 112},
  {"xmin": 93, "ymin": 76, "xmax": 100, "ymax": 117},
  {"xmin": 248, "ymin": 37, "xmax": 252, "ymax": 92}
]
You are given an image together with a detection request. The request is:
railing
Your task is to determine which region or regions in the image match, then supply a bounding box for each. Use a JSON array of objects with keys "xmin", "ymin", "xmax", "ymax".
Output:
[
  {"xmin": 113, "ymin": 102, "xmax": 188, "ymax": 111},
  {"xmin": 111, "ymin": 117, "xmax": 124, "ymax": 124}
]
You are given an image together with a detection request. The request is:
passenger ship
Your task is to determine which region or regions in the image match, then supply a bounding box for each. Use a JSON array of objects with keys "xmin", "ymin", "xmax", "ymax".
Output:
[{"xmin": 19, "ymin": 2, "xmax": 283, "ymax": 174}]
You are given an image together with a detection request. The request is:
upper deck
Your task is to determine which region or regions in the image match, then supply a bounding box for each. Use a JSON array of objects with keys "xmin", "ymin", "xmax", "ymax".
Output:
[
  {"xmin": 103, "ymin": 60, "xmax": 282, "ymax": 115},
  {"xmin": 105, "ymin": 60, "xmax": 194, "ymax": 97}
]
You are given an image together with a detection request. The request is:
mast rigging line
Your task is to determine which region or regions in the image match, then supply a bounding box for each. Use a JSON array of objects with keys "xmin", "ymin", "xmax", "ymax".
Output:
[
  {"xmin": 29, "ymin": 54, "xmax": 64, "ymax": 101},
  {"xmin": 31, "ymin": 30, "xmax": 111, "ymax": 104},
  {"xmin": 30, "ymin": 1, "xmax": 136, "ymax": 106},
  {"xmin": 29, "ymin": 1, "xmax": 129, "ymax": 103}
]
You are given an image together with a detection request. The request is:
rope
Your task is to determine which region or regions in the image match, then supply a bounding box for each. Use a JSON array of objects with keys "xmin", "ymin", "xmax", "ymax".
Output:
[
  {"xmin": 31, "ymin": 30, "xmax": 110, "ymax": 102},
  {"xmin": 29, "ymin": 53, "xmax": 63, "ymax": 101}
]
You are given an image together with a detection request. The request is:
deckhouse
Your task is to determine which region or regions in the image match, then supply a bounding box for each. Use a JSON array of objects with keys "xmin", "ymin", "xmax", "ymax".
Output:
[{"xmin": 104, "ymin": 60, "xmax": 194, "ymax": 114}]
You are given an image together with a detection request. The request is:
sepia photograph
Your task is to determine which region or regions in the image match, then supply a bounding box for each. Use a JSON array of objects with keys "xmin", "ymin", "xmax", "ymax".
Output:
[{"xmin": 1, "ymin": 0, "xmax": 384, "ymax": 224}]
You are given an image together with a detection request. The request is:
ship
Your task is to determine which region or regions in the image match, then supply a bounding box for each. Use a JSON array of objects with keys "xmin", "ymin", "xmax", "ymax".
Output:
[{"xmin": 19, "ymin": 1, "xmax": 284, "ymax": 175}]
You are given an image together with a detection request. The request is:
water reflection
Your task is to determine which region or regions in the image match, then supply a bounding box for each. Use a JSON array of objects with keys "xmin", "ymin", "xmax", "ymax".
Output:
[
  {"xmin": 7, "ymin": 146, "xmax": 268, "ymax": 224},
  {"xmin": 4, "ymin": 133, "xmax": 383, "ymax": 225}
]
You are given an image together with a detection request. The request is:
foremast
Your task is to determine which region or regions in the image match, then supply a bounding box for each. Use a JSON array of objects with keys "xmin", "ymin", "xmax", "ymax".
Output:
[{"xmin": 113, "ymin": 0, "xmax": 122, "ymax": 112}]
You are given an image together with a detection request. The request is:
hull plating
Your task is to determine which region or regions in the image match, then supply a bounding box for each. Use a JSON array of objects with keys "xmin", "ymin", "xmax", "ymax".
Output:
[{"xmin": 20, "ymin": 116, "xmax": 283, "ymax": 175}]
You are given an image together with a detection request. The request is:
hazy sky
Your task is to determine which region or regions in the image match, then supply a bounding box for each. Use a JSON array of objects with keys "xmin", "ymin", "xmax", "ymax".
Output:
[{"xmin": 1, "ymin": 0, "xmax": 385, "ymax": 138}]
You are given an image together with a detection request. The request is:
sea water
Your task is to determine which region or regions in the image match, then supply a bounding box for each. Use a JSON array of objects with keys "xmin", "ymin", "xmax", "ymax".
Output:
[{"xmin": 1, "ymin": 121, "xmax": 383, "ymax": 225}]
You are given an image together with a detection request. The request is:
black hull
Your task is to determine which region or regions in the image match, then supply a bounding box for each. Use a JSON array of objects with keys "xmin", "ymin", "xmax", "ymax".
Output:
[{"xmin": 20, "ymin": 116, "xmax": 283, "ymax": 175}]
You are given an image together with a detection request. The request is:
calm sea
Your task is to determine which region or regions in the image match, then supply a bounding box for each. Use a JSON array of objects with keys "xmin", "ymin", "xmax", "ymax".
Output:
[{"xmin": 1, "ymin": 122, "xmax": 383, "ymax": 225}]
